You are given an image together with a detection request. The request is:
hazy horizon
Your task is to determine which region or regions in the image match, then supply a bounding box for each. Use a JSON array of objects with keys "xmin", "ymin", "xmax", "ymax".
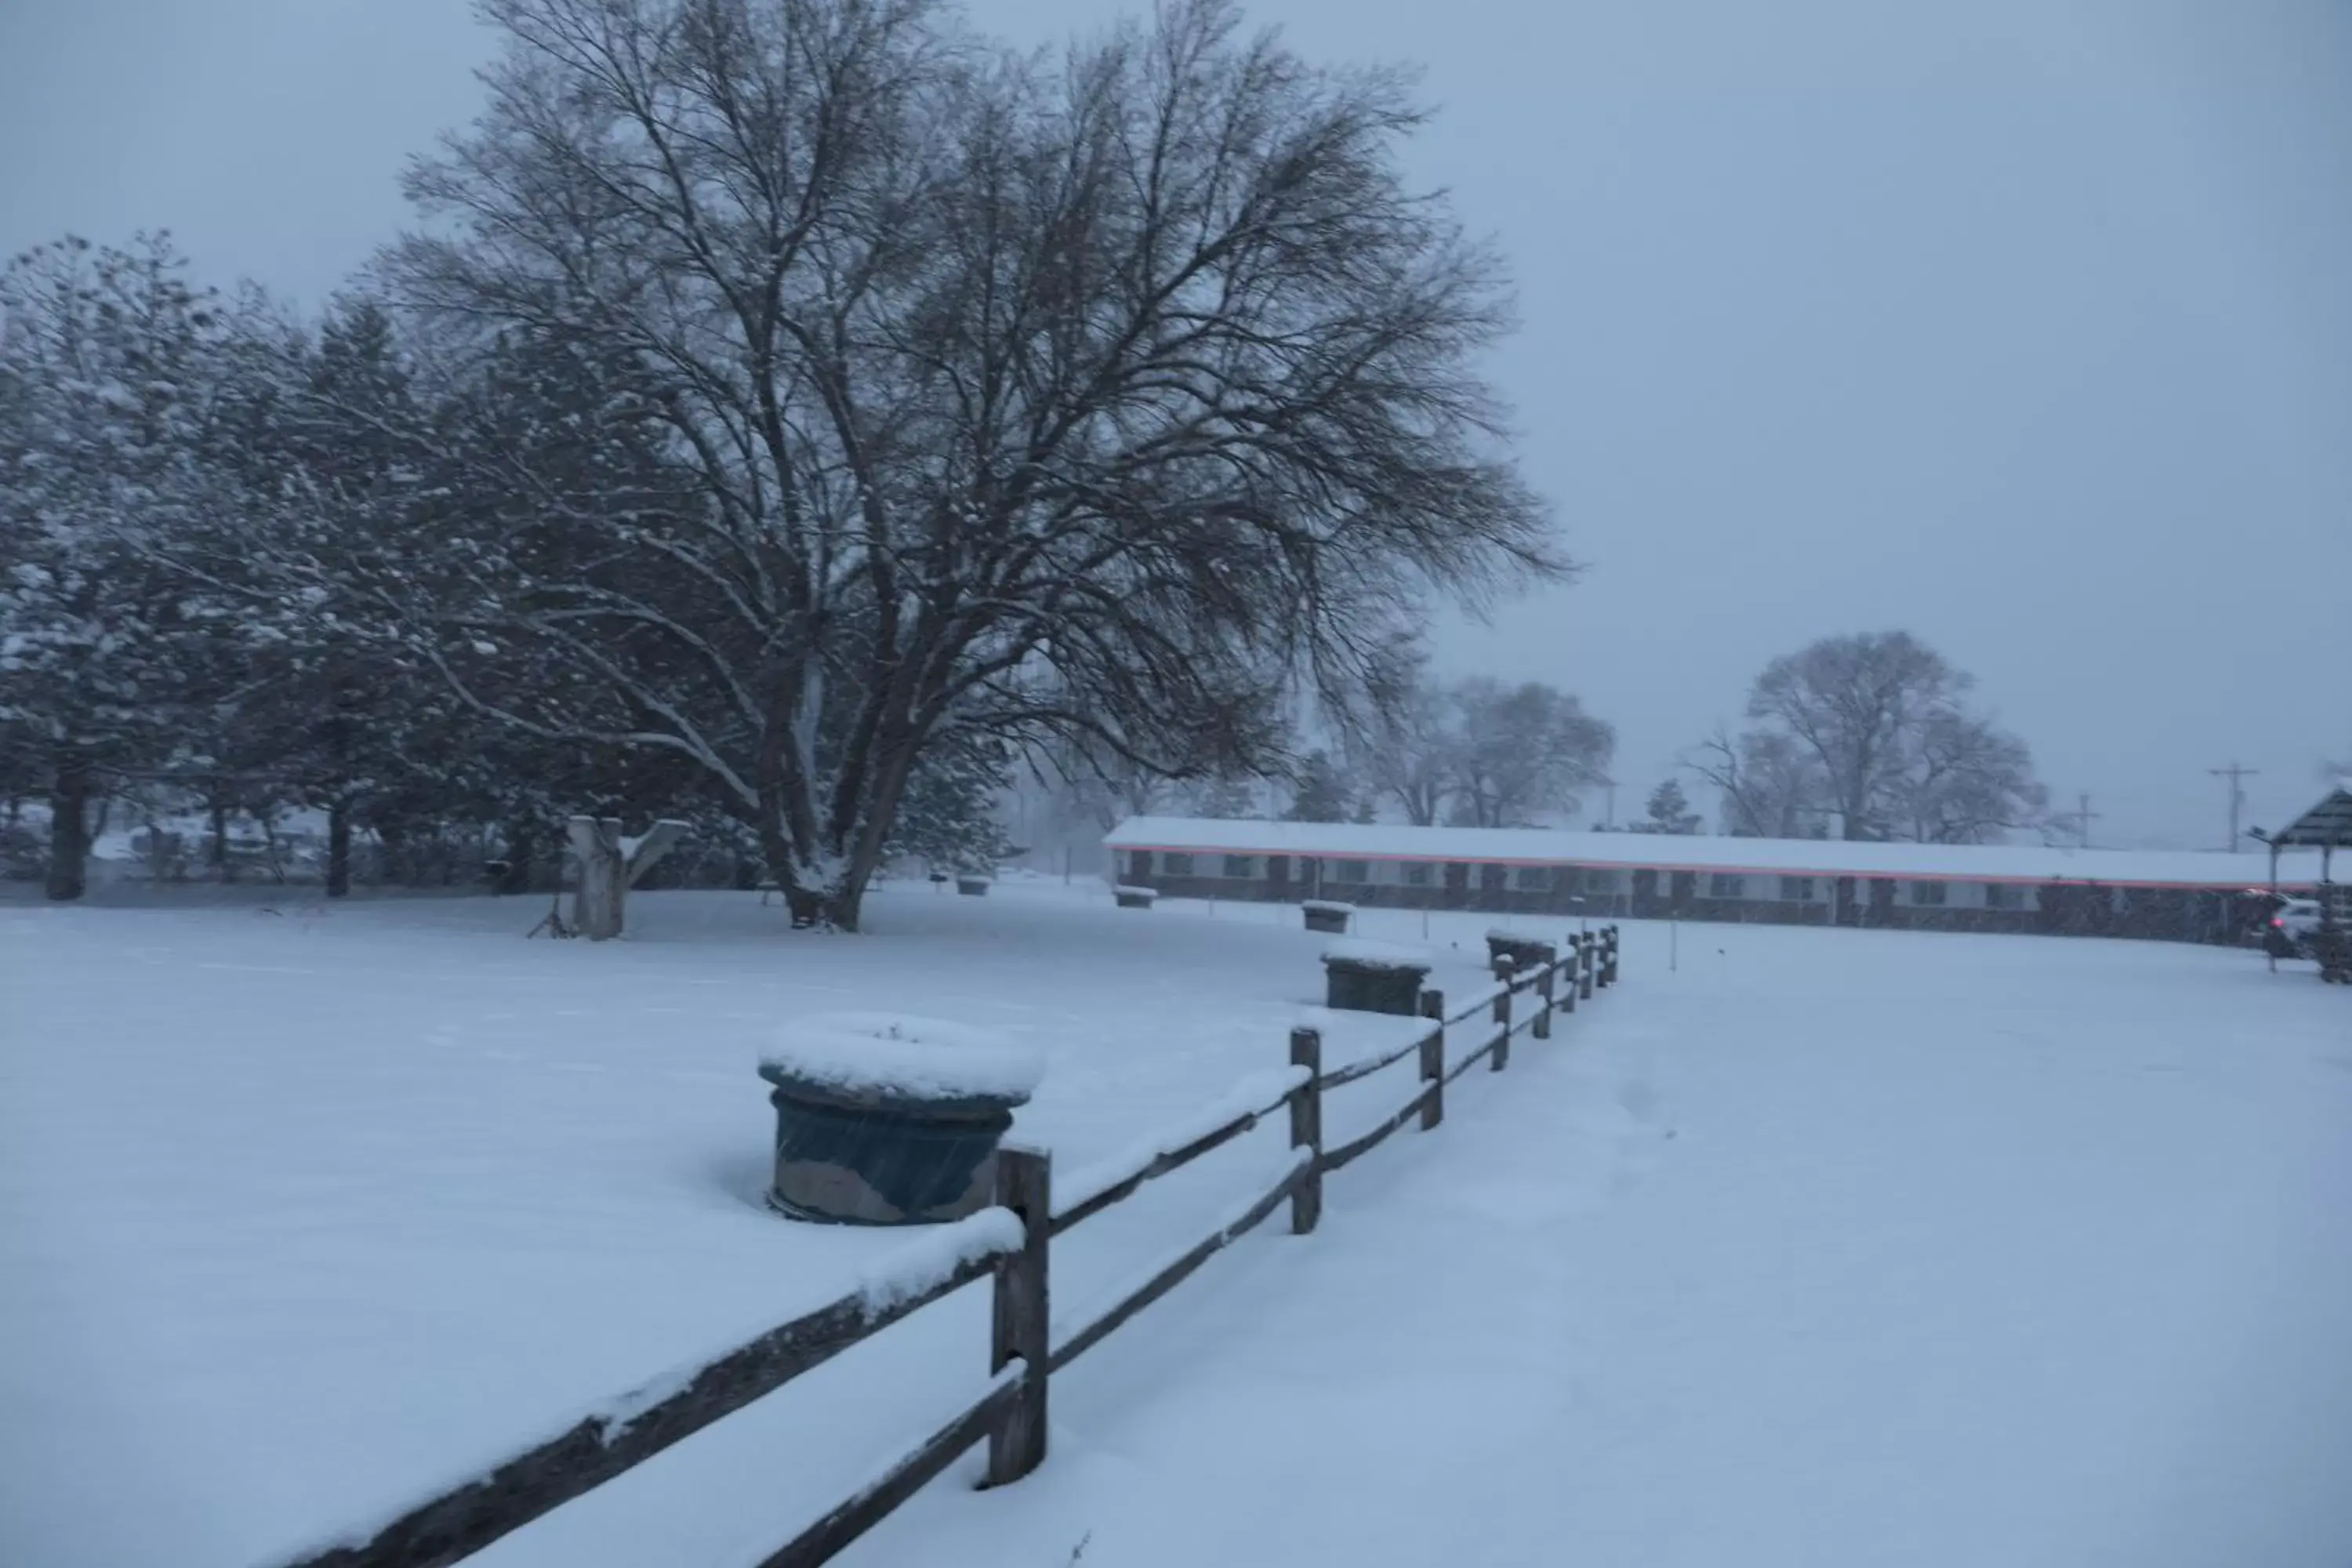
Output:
[{"xmin": 5, "ymin": 0, "xmax": 2347, "ymax": 847}]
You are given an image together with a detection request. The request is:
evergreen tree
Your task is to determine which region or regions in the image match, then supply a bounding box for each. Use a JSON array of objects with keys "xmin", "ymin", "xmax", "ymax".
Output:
[
  {"xmin": 1188, "ymin": 776, "xmax": 1259, "ymax": 819},
  {"xmin": 1285, "ymin": 750, "xmax": 1354, "ymax": 823},
  {"xmin": 1639, "ymin": 779, "xmax": 1703, "ymax": 834},
  {"xmin": 886, "ymin": 740, "xmax": 1014, "ymax": 879},
  {"xmin": 0, "ymin": 235, "xmax": 263, "ymax": 897}
]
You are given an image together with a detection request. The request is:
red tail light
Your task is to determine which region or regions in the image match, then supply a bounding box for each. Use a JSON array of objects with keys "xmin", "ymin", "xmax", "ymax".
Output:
[{"xmin": 2272, "ymin": 916, "xmax": 2285, "ymax": 928}]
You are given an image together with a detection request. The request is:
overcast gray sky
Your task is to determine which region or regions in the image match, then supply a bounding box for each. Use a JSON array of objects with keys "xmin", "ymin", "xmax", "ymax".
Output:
[{"xmin": 4, "ymin": 0, "xmax": 2347, "ymax": 847}]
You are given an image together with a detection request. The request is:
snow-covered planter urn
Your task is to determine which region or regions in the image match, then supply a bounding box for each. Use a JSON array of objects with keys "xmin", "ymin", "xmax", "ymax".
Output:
[
  {"xmin": 757, "ymin": 1014, "xmax": 1044, "ymax": 1225},
  {"xmin": 1114, "ymin": 884, "xmax": 1158, "ymax": 909},
  {"xmin": 1320, "ymin": 940, "xmax": 1432, "ymax": 1015},
  {"xmin": 955, "ymin": 875, "xmax": 991, "ymax": 897},
  {"xmin": 1301, "ymin": 898, "xmax": 1355, "ymax": 934}
]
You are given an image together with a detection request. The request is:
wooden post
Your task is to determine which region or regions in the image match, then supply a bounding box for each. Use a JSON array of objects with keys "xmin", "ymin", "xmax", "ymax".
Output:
[
  {"xmin": 1534, "ymin": 954, "xmax": 1556, "ymax": 1040},
  {"xmin": 1580, "ymin": 934, "xmax": 1596, "ymax": 1000},
  {"xmin": 1417, "ymin": 989, "xmax": 1445, "ymax": 1130},
  {"xmin": 1559, "ymin": 935, "xmax": 1579, "ymax": 1014},
  {"xmin": 1490, "ymin": 955, "xmax": 1514, "ymax": 1071},
  {"xmin": 1287, "ymin": 1029, "xmax": 1323, "ymax": 1235},
  {"xmin": 1605, "ymin": 926, "xmax": 1621, "ymax": 985},
  {"xmin": 987, "ymin": 1144, "xmax": 1051, "ymax": 1487}
]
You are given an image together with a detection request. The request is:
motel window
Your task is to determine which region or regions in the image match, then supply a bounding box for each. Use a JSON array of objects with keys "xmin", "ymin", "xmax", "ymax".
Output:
[
  {"xmin": 1780, "ymin": 877, "xmax": 1814, "ymax": 902},
  {"xmin": 1984, "ymin": 882, "xmax": 2018, "ymax": 910},
  {"xmin": 1403, "ymin": 861, "xmax": 1432, "ymax": 887},
  {"xmin": 1708, "ymin": 873, "xmax": 1745, "ymax": 899},
  {"xmin": 1514, "ymin": 866, "xmax": 1550, "ymax": 892},
  {"xmin": 1584, "ymin": 870, "xmax": 1621, "ymax": 895},
  {"xmin": 1910, "ymin": 880, "xmax": 1947, "ymax": 906},
  {"xmin": 1222, "ymin": 855, "xmax": 1255, "ymax": 880},
  {"xmin": 1331, "ymin": 860, "xmax": 1370, "ymax": 883},
  {"xmin": 1163, "ymin": 852, "xmax": 1194, "ymax": 876}
]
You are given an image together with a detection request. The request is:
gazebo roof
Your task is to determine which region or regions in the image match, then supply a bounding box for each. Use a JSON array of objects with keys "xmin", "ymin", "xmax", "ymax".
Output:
[{"xmin": 2264, "ymin": 781, "xmax": 2352, "ymax": 851}]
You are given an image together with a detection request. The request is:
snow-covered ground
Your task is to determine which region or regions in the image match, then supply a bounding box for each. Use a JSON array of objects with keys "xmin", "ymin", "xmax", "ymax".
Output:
[{"xmin": 5, "ymin": 882, "xmax": 2349, "ymax": 1566}]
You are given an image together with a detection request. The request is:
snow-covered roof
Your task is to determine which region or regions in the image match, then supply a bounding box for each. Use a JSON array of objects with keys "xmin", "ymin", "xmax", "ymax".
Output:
[
  {"xmin": 1103, "ymin": 816, "xmax": 2335, "ymax": 891},
  {"xmin": 2267, "ymin": 782, "xmax": 2352, "ymax": 851}
]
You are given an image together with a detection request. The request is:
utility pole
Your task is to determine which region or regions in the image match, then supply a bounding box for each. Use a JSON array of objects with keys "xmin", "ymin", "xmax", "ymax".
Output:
[
  {"xmin": 2209, "ymin": 762, "xmax": 2259, "ymax": 851},
  {"xmin": 2074, "ymin": 793, "xmax": 2100, "ymax": 850},
  {"xmin": 1599, "ymin": 775, "xmax": 1618, "ymax": 829}
]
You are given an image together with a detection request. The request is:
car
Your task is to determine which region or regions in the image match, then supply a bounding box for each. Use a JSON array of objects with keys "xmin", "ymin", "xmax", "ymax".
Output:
[
  {"xmin": 2253, "ymin": 893, "xmax": 2325, "ymax": 958},
  {"xmin": 2274, "ymin": 896, "xmax": 2325, "ymax": 942}
]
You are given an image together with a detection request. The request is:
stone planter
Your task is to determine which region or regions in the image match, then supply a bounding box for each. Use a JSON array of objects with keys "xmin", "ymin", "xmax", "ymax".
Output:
[
  {"xmin": 1114, "ymin": 884, "xmax": 1158, "ymax": 909},
  {"xmin": 1485, "ymin": 929, "xmax": 1558, "ymax": 974},
  {"xmin": 1301, "ymin": 899, "xmax": 1356, "ymax": 935},
  {"xmin": 956, "ymin": 876, "xmax": 991, "ymax": 897},
  {"xmin": 758, "ymin": 1014, "xmax": 1044, "ymax": 1225},
  {"xmin": 1320, "ymin": 940, "xmax": 1432, "ymax": 1015}
]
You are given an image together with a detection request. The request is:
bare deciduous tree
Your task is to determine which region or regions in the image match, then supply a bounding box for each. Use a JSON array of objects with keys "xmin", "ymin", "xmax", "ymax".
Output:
[
  {"xmin": 386, "ymin": 0, "xmax": 1558, "ymax": 927},
  {"xmin": 1362, "ymin": 670, "xmax": 1611, "ymax": 828},
  {"xmin": 1446, "ymin": 677, "xmax": 1613, "ymax": 828},
  {"xmin": 1362, "ymin": 673, "xmax": 1454, "ymax": 825},
  {"xmin": 1682, "ymin": 724, "xmax": 1831, "ymax": 838},
  {"xmin": 1888, "ymin": 709, "xmax": 2047, "ymax": 844},
  {"xmin": 1686, "ymin": 632, "xmax": 2044, "ymax": 843}
]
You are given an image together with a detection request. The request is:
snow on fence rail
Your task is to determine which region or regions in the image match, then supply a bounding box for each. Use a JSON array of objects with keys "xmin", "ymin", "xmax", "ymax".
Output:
[{"xmin": 278, "ymin": 926, "xmax": 1623, "ymax": 1568}]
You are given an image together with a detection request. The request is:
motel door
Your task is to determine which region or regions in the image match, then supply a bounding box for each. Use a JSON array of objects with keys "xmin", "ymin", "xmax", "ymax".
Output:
[
  {"xmin": 1266, "ymin": 855, "xmax": 1289, "ymax": 896},
  {"xmin": 1443, "ymin": 860, "xmax": 1470, "ymax": 909}
]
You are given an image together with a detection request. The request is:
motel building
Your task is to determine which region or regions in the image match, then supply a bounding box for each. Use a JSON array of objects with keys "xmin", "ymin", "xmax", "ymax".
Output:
[{"xmin": 1102, "ymin": 816, "xmax": 2339, "ymax": 946}]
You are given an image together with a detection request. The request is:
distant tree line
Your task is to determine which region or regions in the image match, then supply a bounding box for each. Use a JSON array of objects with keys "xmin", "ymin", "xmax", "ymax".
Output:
[{"xmin": 0, "ymin": 0, "xmax": 1563, "ymax": 924}]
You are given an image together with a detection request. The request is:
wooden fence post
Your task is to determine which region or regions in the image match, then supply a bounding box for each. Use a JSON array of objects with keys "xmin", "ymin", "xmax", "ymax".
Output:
[
  {"xmin": 1603, "ymin": 926, "xmax": 1621, "ymax": 986},
  {"xmin": 1490, "ymin": 955, "xmax": 1514, "ymax": 1071},
  {"xmin": 1417, "ymin": 989, "xmax": 1445, "ymax": 1129},
  {"xmin": 1559, "ymin": 936, "xmax": 1579, "ymax": 1014},
  {"xmin": 1580, "ymin": 935, "xmax": 1596, "ymax": 1001},
  {"xmin": 1288, "ymin": 1028, "xmax": 1323, "ymax": 1236},
  {"xmin": 1534, "ymin": 953, "xmax": 1556, "ymax": 1040},
  {"xmin": 987, "ymin": 1145, "xmax": 1051, "ymax": 1487}
]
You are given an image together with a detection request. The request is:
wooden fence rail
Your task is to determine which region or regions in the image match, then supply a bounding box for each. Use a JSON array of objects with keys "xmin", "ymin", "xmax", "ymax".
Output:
[{"xmin": 278, "ymin": 924, "xmax": 1624, "ymax": 1568}]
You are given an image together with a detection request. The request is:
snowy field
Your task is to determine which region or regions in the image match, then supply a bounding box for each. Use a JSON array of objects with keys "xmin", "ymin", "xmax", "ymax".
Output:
[{"xmin": 5, "ymin": 881, "xmax": 2350, "ymax": 1567}]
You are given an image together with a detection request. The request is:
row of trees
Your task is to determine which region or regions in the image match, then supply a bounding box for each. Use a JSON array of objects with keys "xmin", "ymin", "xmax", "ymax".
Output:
[
  {"xmin": 1010, "ymin": 666, "xmax": 1618, "ymax": 833},
  {"xmin": 2, "ymin": 0, "xmax": 1563, "ymax": 924},
  {"xmin": 1058, "ymin": 630, "xmax": 2053, "ymax": 846}
]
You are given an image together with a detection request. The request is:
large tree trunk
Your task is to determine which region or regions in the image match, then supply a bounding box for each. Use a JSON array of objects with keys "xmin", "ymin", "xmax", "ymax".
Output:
[
  {"xmin": 567, "ymin": 816, "xmax": 684, "ymax": 939},
  {"xmin": 45, "ymin": 757, "xmax": 92, "ymax": 902},
  {"xmin": 568, "ymin": 816, "xmax": 626, "ymax": 940},
  {"xmin": 325, "ymin": 800, "xmax": 353, "ymax": 898}
]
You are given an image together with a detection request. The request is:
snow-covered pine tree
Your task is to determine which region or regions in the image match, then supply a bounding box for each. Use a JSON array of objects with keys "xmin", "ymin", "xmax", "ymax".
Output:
[
  {"xmin": 0, "ymin": 235, "xmax": 269, "ymax": 898},
  {"xmin": 1285, "ymin": 750, "xmax": 1355, "ymax": 823},
  {"xmin": 884, "ymin": 739, "xmax": 1015, "ymax": 884},
  {"xmin": 1639, "ymin": 779, "xmax": 1703, "ymax": 834}
]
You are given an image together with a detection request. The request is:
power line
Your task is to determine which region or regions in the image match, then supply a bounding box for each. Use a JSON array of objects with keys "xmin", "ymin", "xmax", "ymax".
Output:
[{"xmin": 2209, "ymin": 762, "xmax": 2259, "ymax": 851}]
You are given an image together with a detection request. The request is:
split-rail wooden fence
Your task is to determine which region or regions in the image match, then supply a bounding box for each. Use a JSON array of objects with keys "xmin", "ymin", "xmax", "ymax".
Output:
[{"xmin": 281, "ymin": 924, "xmax": 1624, "ymax": 1568}]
